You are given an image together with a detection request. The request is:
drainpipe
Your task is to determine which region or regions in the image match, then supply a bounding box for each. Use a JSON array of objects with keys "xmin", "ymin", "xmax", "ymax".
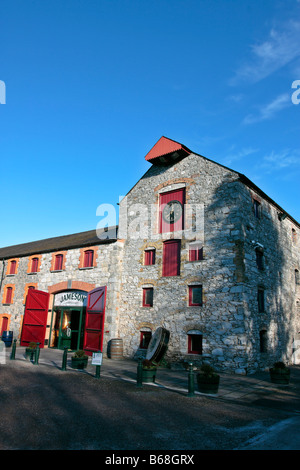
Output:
[{"xmin": 0, "ymin": 259, "xmax": 5, "ymax": 294}]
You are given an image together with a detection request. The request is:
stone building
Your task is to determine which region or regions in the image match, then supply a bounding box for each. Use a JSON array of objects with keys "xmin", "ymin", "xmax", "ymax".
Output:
[{"xmin": 0, "ymin": 136, "xmax": 299, "ymax": 373}]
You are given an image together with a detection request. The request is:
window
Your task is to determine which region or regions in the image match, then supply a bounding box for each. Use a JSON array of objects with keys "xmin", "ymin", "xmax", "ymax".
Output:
[
  {"xmin": 292, "ymin": 228, "xmax": 297, "ymax": 243},
  {"xmin": 142, "ymin": 288, "xmax": 153, "ymax": 307},
  {"xmin": 188, "ymin": 333, "xmax": 203, "ymax": 355},
  {"xmin": 144, "ymin": 249, "xmax": 155, "ymax": 266},
  {"xmin": 31, "ymin": 257, "xmax": 39, "ymax": 273},
  {"xmin": 159, "ymin": 188, "xmax": 185, "ymax": 233},
  {"xmin": 5, "ymin": 287, "xmax": 13, "ymax": 304},
  {"xmin": 83, "ymin": 250, "xmax": 94, "ymax": 268},
  {"xmin": 9, "ymin": 260, "xmax": 17, "ymax": 275},
  {"xmin": 162, "ymin": 240, "xmax": 181, "ymax": 277},
  {"xmin": 253, "ymin": 199, "xmax": 261, "ymax": 219},
  {"xmin": 256, "ymin": 249, "xmax": 264, "ymax": 270},
  {"xmin": 260, "ymin": 330, "xmax": 268, "ymax": 353},
  {"xmin": 295, "ymin": 269, "xmax": 300, "ymax": 286},
  {"xmin": 189, "ymin": 285, "xmax": 203, "ymax": 306},
  {"xmin": 54, "ymin": 254, "xmax": 63, "ymax": 271},
  {"xmin": 189, "ymin": 244, "xmax": 203, "ymax": 262},
  {"xmin": 257, "ymin": 288, "xmax": 265, "ymax": 313},
  {"xmin": 139, "ymin": 331, "xmax": 152, "ymax": 349}
]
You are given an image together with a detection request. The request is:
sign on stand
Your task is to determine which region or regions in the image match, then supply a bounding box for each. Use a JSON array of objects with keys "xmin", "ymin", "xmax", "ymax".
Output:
[{"xmin": 92, "ymin": 352, "xmax": 103, "ymax": 366}]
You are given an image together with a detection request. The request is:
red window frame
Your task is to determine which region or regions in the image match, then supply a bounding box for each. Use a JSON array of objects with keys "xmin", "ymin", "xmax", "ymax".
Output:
[
  {"xmin": 162, "ymin": 239, "xmax": 181, "ymax": 277},
  {"xmin": 54, "ymin": 254, "xmax": 63, "ymax": 271},
  {"xmin": 5, "ymin": 287, "xmax": 13, "ymax": 304},
  {"xmin": 31, "ymin": 257, "xmax": 39, "ymax": 273},
  {"xmin": 159, "ymin": 188, "xmax": 185, "ymax": 233},
  {"xmin": 139, "ymin": 331, "xmax": 152, "ymax": 349},
  {"xmin": 189, "ymin": 285, "xmax": 203, "ymax": 306},
  {"xmin": 189, "ymin": 245, "xmax": 203, "ymax": 262},
  {"xmin": 84, "ymin": 250, "xmax": 94, "ymax": 268},
  {"xmin": 9, "ymin": 260, "xmax": 17, "ymax": 275},
  {"xmin": 144, "ymin": 249, "xmax": 155, "ymax": 266},
  {"xmin": 188, "ymin": 334, "xmax": 203, "ymax": 354},
  {"xmin": 142, "ymin": 288, "xmax": 153, "ymax": 307}
]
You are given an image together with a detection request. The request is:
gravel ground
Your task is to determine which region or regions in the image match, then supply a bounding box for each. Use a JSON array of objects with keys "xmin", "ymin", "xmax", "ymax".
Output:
[{"xmin": 0, "ymin": 361, "xmax": 296, "ymax": 451}]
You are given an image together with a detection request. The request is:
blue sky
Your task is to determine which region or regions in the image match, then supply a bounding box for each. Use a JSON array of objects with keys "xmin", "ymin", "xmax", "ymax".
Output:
[{"xmin": 0, "ymin": 0, "xmax": 299, "ymax": 248}]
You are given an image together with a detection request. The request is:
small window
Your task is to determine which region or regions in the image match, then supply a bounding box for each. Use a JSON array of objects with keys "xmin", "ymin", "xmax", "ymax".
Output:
[
  {"xmin": 253, "ymin": 200, "xmax": 261, "ymax": 219},
  {"xmin": 295, "ymin": 269, "xmax": 300, "ymax": 285},
  {"xmin": 189, "ymin": 244, "xmax": 203, "ymax": 262},
  {"xmin": 139, "ymin": 331, "xmax": 152, "ymax": 349},
  {"xmin": 188, "ymin": 334, "xmax": 203, "ymax": 355},
  {"xmin": 257, "ymin": 288, "xmax": 265, "ymax": 313},
  {"xmin": 189, "ymin": 285, "xmax": 203, "ymax": 306},
  {"xmin": 144, "ymin": 249, "xmax": 155, "ymax": 266},
  {"xmin": 9, "ymin": 260, "xmax": 17, "ymax": 275},
  {"xmin": 256, "ymin": 249, "xmax": 264, "ymax": 270},
  {"xmin": 260, "ymin": 330, "xmax": 268, "ymax": 353},
  {"xmin": 54, "ymin": 254, "xmax": 63, "ymax": 271},
  {"xmin": 5, "ymin": 287, "xmax": 13, "ymax": 304},
  {"xmin": 292, "ymin": 228, "xmax": 297, "ymax": 243},
  {"xmin": 31, "ymin": 257, "xmax": 39, "ymax": 273},
  {"xmin": 83, "ymin": 250, "xmax": 94, "ymax": 268},
  {"xmin": 142, "ymin": 288, "xmax": 153, "ymax": 307}
]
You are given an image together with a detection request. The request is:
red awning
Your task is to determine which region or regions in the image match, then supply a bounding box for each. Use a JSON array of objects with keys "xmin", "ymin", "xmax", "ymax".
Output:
[{"xmin": 145, "ymin": 136, "xmax": 191, "ymax": 163}]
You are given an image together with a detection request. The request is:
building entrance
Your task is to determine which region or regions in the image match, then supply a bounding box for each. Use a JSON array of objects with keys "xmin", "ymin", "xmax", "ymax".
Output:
[{"xmin": 50, "ymin": 307, "xmax": 85, "ymax": 351}]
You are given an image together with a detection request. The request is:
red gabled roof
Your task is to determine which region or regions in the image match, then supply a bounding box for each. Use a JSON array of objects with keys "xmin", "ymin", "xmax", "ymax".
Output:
[{"xmin": 145, "ymin": 136, "xmax": 192, "ymax": 163}]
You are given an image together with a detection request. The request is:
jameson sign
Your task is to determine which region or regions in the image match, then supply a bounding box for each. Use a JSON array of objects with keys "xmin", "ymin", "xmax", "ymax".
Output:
[{"xmin": 54, "ymin": 290, "xmax": 87, "ymax": 307}]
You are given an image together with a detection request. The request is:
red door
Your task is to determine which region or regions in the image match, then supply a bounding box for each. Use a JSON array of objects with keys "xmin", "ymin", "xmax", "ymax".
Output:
[
  {"xmin": 20, "ymin": 289, "xmax": 50, "ymax": 348},
  {"xmin": 83, "ymin": 286, "xmax": 107, "ymax": 356}
]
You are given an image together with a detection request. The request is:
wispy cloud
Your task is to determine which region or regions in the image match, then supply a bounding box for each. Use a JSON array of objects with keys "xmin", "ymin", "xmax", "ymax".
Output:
[
  {"xmin": 231, "ymin": 20, "xmax": 300, "ymax": 85},
  {"xmin": 222, "ymin": 146, "xmax": 259, "ymax": 166},
  {"xmin": 243, "ymin": 93, "xmax": 290, "ymax": 124},
  {"xmin": 259, "ymin": 149, "xmax": 300, "ymax": 172}
]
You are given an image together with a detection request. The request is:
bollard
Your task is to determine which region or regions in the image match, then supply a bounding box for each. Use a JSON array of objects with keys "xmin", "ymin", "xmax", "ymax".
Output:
[
  {"xmin": 10, "ymin": 339, "xmax": 17, "ymax": 360},
  {"xmin": 95, "ymin": 364, "xmax": 101, "ymax": 379},
  {"xmin": 62, "ymin": 347, "xmax": 68, "ymax": 371},
  {"xmin": 34, "ymin": 342, "xmax": 40, "ymax": 365},
  {"xmin": 187, "ymin": 362, "xmax": 195, "ymax": 397},
  {"xmin": 136, "ymin": 356, "xmax": 143, "ymax": 388}
]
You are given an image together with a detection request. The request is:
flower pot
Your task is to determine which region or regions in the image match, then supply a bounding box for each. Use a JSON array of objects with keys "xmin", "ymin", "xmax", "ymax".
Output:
[
  {"xmin": 71, "ymin": 356, "xmax": 88, "ymax": 370},
  {"xmin": 25, "ymin": 348, "xmax": 36, "ymax": 361},
  {"xmin": 269, "ymin": 368, "xmax": 290, "ymax": 385},
  {"xmin": 142, "ymin": 368, "xmax": 157, "ymax": 383},
  {"xmin": 197, "ymin": 373, "xmax": 220, "ymax": 394}
]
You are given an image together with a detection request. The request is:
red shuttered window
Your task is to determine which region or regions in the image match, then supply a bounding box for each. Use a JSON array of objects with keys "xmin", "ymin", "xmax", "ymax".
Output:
[
  {"xmin": 144, "ymin": 249, "xmax": 155, "ymax": 266},
  {"xmin": 162, "ymin": 240, "xmax": 181, "ymax": 277},
  {"xmin": 31, "ymin": 258, "xmax": 39, "ymax": 273},
  {"xmin": 5, "ymin": 287, "xmax": 13, "ymax": 304},
  {"xmin": 54, "ymin": 254, "xmax": 63, "ymax": 271},
  {"xmin": 142, "ymin": 288, "xmax": 153, "ymax": 307},
  {"xmin": 159, "ymin": 188, "xmax": 185, "ymax": 233},
  {"xmin": 84, "ymin": 250, "xmax": 94, "ymax": 268},
  {"xmin": 189, "ymin": 285, "xmax": 203, "ymax": 306},
  {"xmin": 189, "ymin": 244, "xmax": 204, "ymax": 262},
  {"xmin": 9, "ymin": 260, "xmax": 17, "ymax": 274}
]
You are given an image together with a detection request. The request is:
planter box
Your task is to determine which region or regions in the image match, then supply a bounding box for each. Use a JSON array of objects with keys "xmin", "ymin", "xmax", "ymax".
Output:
[
  {"xmin": 197, "ymin": 374, "xmax": 220, "ymax": 394},
  {"xmin": 142, "ymin": 368, "xmax": 157, "ymax": 383},
  {"xmin": 270, "ymin": 368, "xmax": 290, "ymax": 385},
  {"xmin": 71, "ymin": 356, "xmax": 88, "ymax": 370}
]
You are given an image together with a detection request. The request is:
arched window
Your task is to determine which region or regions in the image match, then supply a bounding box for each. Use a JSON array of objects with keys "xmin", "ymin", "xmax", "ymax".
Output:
[
  {"xmin": 31, "ymin": 257, "xmax": 39, "ymax": 273},
  {"xmin": 9, "ymin": 260, "xmax": 17, "ymax": 275},
  {"xmin": 5, "ymin": 287, "xmax": 13, "ymax": 304}
]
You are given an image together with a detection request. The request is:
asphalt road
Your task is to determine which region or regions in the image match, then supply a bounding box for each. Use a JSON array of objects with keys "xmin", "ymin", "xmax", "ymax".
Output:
[{"xmin": 0, "ymin": 361, "xmax": 299, "ymax": 452}]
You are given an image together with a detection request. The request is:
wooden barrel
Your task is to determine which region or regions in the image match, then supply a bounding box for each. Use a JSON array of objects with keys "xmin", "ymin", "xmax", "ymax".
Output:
[{"xmin": 110, "ymin": 338, "xmax": 123, "ymax": 360}]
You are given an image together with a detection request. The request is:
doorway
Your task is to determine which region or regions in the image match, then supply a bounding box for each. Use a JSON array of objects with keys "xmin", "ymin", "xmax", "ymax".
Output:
[{"xmin": 50, "ymin": 307, "xmax": 85, "ymax": 351}]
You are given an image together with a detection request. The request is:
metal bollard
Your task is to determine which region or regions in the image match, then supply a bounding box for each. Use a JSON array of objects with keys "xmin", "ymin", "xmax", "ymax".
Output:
[
  {"xmin": 187, "ymin": 362, "xmax": 195, "ymax": 397},
  {"xmin": 10, "ymin": 339, "xmax": 17, "ymax": 360},
  {"xmin": 34, "ymin": 342, "xmax": 40, "ymax": 365},
  {"xmin": 136, "ymin": 356, "xmax": 143, "ymax": 388},
  {"xmin": 62, "ymin": 347, "xmax": 68, "ymax": 371},
  {"xmin": 95, "ymin": 364, "xmax": 101, "ymax": 379}
]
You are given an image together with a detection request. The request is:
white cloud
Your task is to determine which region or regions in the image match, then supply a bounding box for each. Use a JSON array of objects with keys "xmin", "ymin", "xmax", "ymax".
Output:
[
  {"xmin": 222, "ymin": 146, "xmax": 259, "ymax": 166},
  {"xmin": 260, "ymin": 149, "xmax": 300, "ymax": 172},
  {"xmin": 231, "ymin": 20, "xmax": 300, "ymax": 85},
  {"xmin": 243, "ymin": 93, "xmax": 290, "ymax": 124}
]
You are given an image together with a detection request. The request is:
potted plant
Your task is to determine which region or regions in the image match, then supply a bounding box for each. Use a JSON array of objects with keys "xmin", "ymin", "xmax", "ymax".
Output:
[
  {"xmin": 197, "ymin": 364, "xmax": 220, "ymax": 394},
  {"xmin": 142, "ymin": 359, "xmax": 157, "ymax": 383},
  {"xmin": 71, "ymin": 350, "xmax": 89, "ymax": 370},
  {"xmin": 25, "ymin": 342, "xmax": 37, "ymax": 360},
  {"xmin": 269, "ymin": 361, "xmax": 290, "ymax": 384}
]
